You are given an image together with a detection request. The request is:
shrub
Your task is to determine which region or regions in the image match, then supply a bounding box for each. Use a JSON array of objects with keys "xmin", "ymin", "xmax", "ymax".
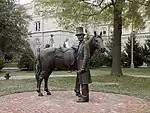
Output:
[
  {"xmin": 4, "ymin": 53, "xmax": 13, "ymax": 62},
  {"xmin": 102, "ymin": 54, "xmax": 112, "ymax": 67},
  {"xmin": 17, "ymin": 53, "xmax": 35, "ymax": 71},
  {"xmin": 17, "ymin": 44, "xmax": 35, "ymax": 71},
  {"xmin": 121, "ymin": 51, "xmax": 129, "ymax": 67},
  {"xmin": 143, "ymin": 37, "xmax": 150, "ymax": 66},
  {"xmin": 90, "ymin": 53, "xmax": 103, "ymax": 68}
]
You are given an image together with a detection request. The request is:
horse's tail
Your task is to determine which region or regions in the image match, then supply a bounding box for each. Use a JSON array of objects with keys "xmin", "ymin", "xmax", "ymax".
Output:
[{"xmin": 35, "ymin": 51, "xmax": 41, "ymax": 81}]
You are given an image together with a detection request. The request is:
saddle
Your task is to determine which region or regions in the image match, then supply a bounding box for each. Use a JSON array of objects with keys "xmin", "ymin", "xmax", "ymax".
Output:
[
  {"xmin": 55, "ymin": 47, "xmax": 77, "ymax": 69},
  {"xmin": 55, "ymin": 47, "xmax": 68, "ymax": 58}
]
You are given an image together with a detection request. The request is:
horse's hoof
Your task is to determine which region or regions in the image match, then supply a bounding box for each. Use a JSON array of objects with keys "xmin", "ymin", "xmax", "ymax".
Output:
[
  {"xmin": 47, "ymin": 92, "xmax": 52, "ymax": 95},
  {"xmin": 38, "ymin": 93, "xmax": 44, "ymax": 96}
]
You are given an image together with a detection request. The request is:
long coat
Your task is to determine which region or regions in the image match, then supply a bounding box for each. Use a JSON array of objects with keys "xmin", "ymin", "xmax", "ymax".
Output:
[{"xmin": 77, "ymin": 41, "xmax": 92, "ymax": 84}]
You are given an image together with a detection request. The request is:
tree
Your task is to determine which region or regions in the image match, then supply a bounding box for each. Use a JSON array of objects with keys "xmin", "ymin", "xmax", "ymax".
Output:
[
  {"xmin": 0, "ymin": 0, "xmax": 30, "ymax": 58},
  {"xmin": 143, "ymin": 37, "xmax": 150, "ymax": 66},
  {"xmin": 103, "ymin": 37, "xmax": 113, "ymax": 66},
  {"xmin": 17, "ymin": 41, "xmax": 35, "ymax": 71},
  {"xmin": 124, "ymin": 33, "xmax": 144, "ymax": 67},
  {"xmin": 0, "ymin": 58, "xmax": 4, "ymax": 70},
  {"xmin": 37, "ymin": 0, "xmax": 150, "ymax": 76}
]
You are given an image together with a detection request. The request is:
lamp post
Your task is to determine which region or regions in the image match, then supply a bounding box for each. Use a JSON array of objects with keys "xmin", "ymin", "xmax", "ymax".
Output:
[{"xmin": 130, "ymin": 31, "xmax": 135, "ymax": 68}]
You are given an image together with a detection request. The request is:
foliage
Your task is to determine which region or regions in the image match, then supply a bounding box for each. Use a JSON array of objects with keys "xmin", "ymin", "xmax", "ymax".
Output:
[
  {"xmin": 17, "ymin": 41, "xmax": 35, "ymax": 71},
  {"xmin": 101, "ymin": 37, "xmax": 114, "ymax": 67},
  {"xmin": 121, "ymin": 51, "xmax": 129, "ymax": 67},
  {"xmin": 4, "ymin": 53, "xmax": 13, "ymax": 62},
  {"xmin": 124, "ymin": 33, "xmax": 144, "ymax": 67},
  {"xmin": 0, "ymin": 0, "xmax": 31, "ymax": 56},
  {"xmin": 142, "ymin": 37, "xmax": 150, "ymax": 66},
  {"xmin": 37, "ymin": 0, "xmax": 150, "ymax": 30},
  {"xmin": 103, "ymin": 54, "xmax": 112, "ymax": 67},
  {"xmin": 90, "ymin": 51, "xmax": 103, "ymax": 68},
  {"xmin": 17, "ymin": 54, "xmax": 35, "ymax": 71},
  {"xmin": 37, "ymin": 0, "xmax": 150, "ymax": 76},
  {"xmin": 0, "ymin": 58, "xmax": 4, "ymax": 70},
  {"xmin": 84, "ymin": 29, "xmax": 91, "ymax": 41},
  {"xmin": 90, "ymin": 52, "xmax": 112, "ymax": 68}
]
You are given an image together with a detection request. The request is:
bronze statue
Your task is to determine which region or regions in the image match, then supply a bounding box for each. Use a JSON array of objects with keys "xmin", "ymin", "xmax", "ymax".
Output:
[
  {"xmin": 75, "ymin": 27, "xmax": 105, "ymax": 102},
  {"xmin": 74, "ymin": 27, "xmax": 85, "ymax": 98},
  {"xmin": 35, "ymin": 47, "xmax": 76, "ymax": 96},
  {"xmin": 35, "ymin": 29, "xmax": 105, "ymax": 97}
]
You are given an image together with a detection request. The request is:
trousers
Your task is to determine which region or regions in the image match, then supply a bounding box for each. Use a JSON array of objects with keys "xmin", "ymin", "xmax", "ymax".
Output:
[{"xmin": 75, "ymin": 75, "xmax": 89, "ymax": 100}]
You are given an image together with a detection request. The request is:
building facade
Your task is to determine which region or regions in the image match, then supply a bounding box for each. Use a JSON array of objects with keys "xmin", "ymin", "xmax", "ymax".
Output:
[
  {"xmin": 24, "ymin": 1, "xmax": 78, "ymax": 55},
  {"xmin": 24, "ymin": 1, "xmax": 150, "ymax": 54}
]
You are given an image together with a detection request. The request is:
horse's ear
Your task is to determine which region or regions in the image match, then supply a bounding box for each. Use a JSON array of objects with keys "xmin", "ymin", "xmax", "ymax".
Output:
[
  {"xmin": 94, "ymin": 31, "xmax": 97, "ymax": 37},
  {"xmin": 100, "ymin": 32, "xmax": 102, "ymax": 36}
]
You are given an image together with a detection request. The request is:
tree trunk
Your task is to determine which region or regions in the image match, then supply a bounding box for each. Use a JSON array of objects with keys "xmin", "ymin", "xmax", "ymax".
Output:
[{"xmin": 111, "ymin": 1, "xmax": 123, "ymax": 76}]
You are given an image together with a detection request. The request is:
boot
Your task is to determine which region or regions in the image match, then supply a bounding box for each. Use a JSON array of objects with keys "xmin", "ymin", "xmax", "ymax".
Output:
[
  {"xmin": 76, "ymin": 84, "xmax": 89, "ymax": 103},
  {"xmin": 77, "ymin": 95, "xmax": 89, "ymax": 103}
]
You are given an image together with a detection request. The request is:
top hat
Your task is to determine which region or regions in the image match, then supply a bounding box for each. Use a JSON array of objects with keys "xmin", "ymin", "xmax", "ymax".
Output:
[{"xmin": 76, "ymin": 27, "xmax": 85, "ymax": 36}]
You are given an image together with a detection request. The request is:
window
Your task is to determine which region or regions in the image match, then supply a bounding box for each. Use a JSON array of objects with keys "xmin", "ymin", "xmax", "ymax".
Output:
[
  {"xmin": 103, "ymin": 31, "xmax": 106, "ymax": 35},
  {"xmin": 35, "ymin": 21, "xmax": 40, "ymax": 31},
  {"xmin": 102, "ymin": 27, "xmax": 107, "ymax": 35}
]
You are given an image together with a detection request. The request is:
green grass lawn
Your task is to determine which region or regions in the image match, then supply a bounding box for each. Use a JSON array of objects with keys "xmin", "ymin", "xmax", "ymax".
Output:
[
  {"xmin": 0, "ymin": 68, "xmax": 150, "ymax": 101},
  {"xmin": 4, "ymin": 62, "xmax": 17, "ymax": 67},
  {"xmin": 1, "ymin": 67, "xmax": 150, "ymax": 77}
]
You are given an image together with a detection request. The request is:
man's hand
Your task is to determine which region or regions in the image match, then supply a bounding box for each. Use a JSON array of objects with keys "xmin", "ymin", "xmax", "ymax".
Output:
[{"xmin": 78, "ymin": 69, "xmax": 86, "ymax": 74}]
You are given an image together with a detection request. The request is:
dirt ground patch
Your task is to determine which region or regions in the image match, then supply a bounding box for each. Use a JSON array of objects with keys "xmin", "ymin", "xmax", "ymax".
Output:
[{"xmin": 0, "ymin": 91, "xmax": 150, "ymax": 113}]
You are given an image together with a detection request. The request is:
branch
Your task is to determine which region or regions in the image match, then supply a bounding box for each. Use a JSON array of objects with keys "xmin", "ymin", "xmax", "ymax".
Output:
[
  {"xmin": 98, "ymin": 0, "xmax": 104, "ymax": 7},
  {"xmin": 126, "ymin": 0, "xmax": 148, "ymax": 6},
  {"xmin": 81, "ymin": 0, "xmax": 104, "ymax": 8},
  {"xmin": 111, "ymin": 0, "xmax": 115, "ymax": 5},
  {"xmin": 80, "ymin": 3, "xmax": 113, "ymax": 17},
  {"xmin": 99, "ymin": 3, "xmax": 113, "ymax": 12},
  {"xmin": 80, "ymin": 12, "xmax": 99, "ymax": 17}
]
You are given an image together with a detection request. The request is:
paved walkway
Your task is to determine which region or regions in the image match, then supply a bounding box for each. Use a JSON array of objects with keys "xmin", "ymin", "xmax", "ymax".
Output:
[
  {"xmin": 0, "ymin": 91, "xmax": 150, "ymax": 113},
  {"xmin": 1, "ymin": 66, "xmax": 150, "ymax": 80},
  {"xmin": 2, "ymin": 67, "xmax": 20, "ymax": 70},
  {"xmin": 1, "ymin": 74, "xmax": 150, "ymax": 80},
  {"xmin": 127, "ymin": 75, "xmax": 150, "ymax": 78},
  {"xmin": 0, "ymin": 74, "xmax": 76, "ymax": 80}
]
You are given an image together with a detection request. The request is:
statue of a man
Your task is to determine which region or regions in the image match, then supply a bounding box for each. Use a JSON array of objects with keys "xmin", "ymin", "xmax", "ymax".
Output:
[
  {"xmin": 50, "ymin": 35, "xmax": 55, "ymax": 48},
  {"xmin": 63, "ymin": 38, "xmax": 69, "ymax": 48},
  {"xmin": 74, "ymin": 27, "xmax": 92, "ymax": 102}
]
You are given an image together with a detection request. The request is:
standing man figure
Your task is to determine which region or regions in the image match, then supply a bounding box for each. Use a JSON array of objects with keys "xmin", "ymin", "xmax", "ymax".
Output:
[{"xmin": 74, "ymin": 27, "xmax": 92, "ymax": 102}]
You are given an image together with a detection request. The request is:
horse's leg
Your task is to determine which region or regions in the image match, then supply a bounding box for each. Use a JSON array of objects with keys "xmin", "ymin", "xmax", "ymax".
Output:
[
  {"xmin": 44, "ymin": 70, "xmax": 53, "ymax": 95},
  {"xmin": 36, "ymin": 71, "xmax": 45, "ymax": 96},
  {"xmin": 36, "ymin": 76, "xmax": 39, "ymax": 94},
  {"xmin": 36, "ymin": 68, "xmax": 42, "ymax": 96}
]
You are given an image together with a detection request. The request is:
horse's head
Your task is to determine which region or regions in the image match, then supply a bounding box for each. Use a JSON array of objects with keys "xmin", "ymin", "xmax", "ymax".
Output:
[{"xmin": 92, "ymin": 31, "xmax": 105, "ymax": 53}]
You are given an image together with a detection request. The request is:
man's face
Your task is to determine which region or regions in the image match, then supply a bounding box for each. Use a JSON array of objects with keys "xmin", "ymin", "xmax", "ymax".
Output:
[{"xmin": 77, "ymin": 34, "xmax": 84, "ymax": 42}]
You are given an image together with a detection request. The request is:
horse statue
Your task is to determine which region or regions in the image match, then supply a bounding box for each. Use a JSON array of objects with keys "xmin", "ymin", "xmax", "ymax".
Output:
[{"xmin": 35, "ymin": 31, "xmax": 105, "ymax": 96}]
